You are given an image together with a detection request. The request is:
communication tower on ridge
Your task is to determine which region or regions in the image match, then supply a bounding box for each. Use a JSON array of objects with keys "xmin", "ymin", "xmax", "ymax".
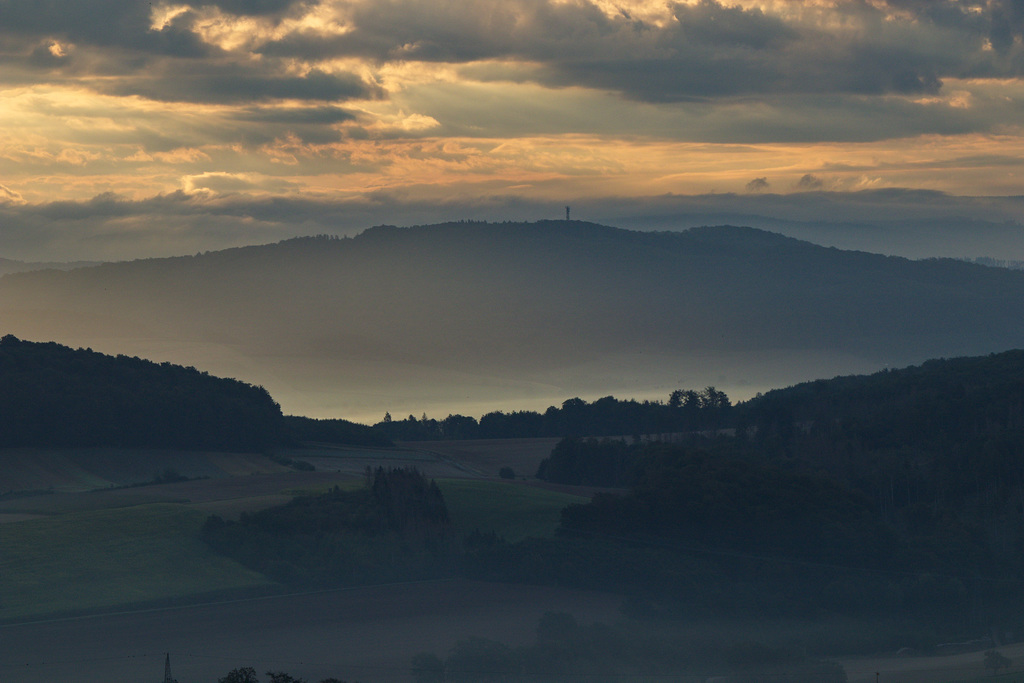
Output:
[
  {"xmin": 163, "ymin": 653, "xmax": 178, "ymax": 683},
  {"xmin": 566, "ymin": 206, "xmax": 570, "ymax": 221}
]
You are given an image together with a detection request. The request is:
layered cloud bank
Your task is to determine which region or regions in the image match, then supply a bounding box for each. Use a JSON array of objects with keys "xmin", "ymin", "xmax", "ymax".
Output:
[
  {"xmin": 1, "ymin": 189, "xmax": 1024, "ymax": 262},
  {"xmin": 2, "ymin": 0, "xmax": 1024, "ymax": 259}
]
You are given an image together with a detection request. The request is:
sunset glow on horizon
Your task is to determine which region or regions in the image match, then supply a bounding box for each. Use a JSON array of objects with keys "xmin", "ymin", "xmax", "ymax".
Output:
[{"xmin": 2, "ymin": 0, "xmax": 1024, "ymax": 260}]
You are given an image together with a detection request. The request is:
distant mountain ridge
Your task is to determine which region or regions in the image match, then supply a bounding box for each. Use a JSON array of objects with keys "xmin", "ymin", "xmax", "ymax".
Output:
[{"xmin": 1, "ymin": 221, "xmax": 1022, "ymax": 420}]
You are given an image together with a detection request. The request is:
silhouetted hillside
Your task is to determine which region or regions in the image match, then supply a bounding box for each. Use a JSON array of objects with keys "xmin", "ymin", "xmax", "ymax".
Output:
[
  {"xmin": 505, "ymin": 350, "xmax": 1024, "ymax": 635},
  {"xmin": 0, "ymin": 337, "xmax": 388, "ymax": 453},
  {"xmin": 373, "ymin": 386, "xmax": 730, "ymax": 441},
  {"xmin": 2, "ymin": 221, "xmax": 1023, "ymax": 418},
  {"xmin": 737, "ymin": 350, "xmax": 1024, "ymax": 523},
  {"xmin": 0, "ymin": 336, "xmax": 283, "ymax": 450}
]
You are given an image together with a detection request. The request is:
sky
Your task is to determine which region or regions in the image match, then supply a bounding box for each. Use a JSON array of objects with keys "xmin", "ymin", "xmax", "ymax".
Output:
[{"xmin": 2, "ymin": 0, "xmax": 1024, "ymax": 261}]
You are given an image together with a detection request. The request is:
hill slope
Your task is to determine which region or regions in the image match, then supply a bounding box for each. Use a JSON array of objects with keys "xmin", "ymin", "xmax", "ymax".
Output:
[
  {"xmin": 2, "ymin": 221, "xmax": 1022, "ymax": 419},
  {"xmin": 0, "ymin": 336, "xmax": 283, "ymax": 451}
]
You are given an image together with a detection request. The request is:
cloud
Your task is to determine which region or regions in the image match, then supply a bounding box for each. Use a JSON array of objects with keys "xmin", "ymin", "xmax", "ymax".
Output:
[
  {"xmin": 27, "ymin": 40, "xmax": 74, "ymax": 67},
  {"xmin": 201, "ymin": 0, "xmax": 303, "ymax": 16},
  {"xmin": 746, "ymin": 177, "xmax": 770, "ymax": 193},
  {"xmin": 253, "ymin": 0, "xmax": 1003, "ymax": 103},
  {"xmin": 0, "ymin": 0, "xmax": 211, "ymax": 58},
  {"xmin": 1, "ymin": 188, "xmax": 1023, "ymax": 263},
  {"xmin": 105, "ymin": 65, "xmax": 380, "ymax": 104},
  {"xmin": 2, "ymin": 0, "xmax": 1024, "ymax": 253},
  {"xmin": 795, "ymin": 174, "xmax": 825, "ymax": 190},
  {"xmin": 5, "ymin": 0, "xmax": 1023, "ymax": 108},
  {"xmin": 4, "ymin": 0, "xmax": 1023, "ymax": 144},
  {"xmin": 0, "ymin": 184, "xmax": 25, "ymax": 204},
  {"xmin": 181, "ymin": 172, "xmax": 290, "ymax": 194},
  {"xmin": 230, "ymin": 105, "xmax": 358, "ymax": 125}
]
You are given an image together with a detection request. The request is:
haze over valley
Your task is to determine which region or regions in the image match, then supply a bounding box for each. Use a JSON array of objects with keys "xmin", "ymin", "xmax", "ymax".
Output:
[
  {"xmin": 5, "ymin": 334, "xmax": 1024, "ymax": 682},
  {"xmin": 3, "ymin": 221, "xmax": 1023, "ymax": 422},
  {"xmin": 7, "ymin": 0, "xmax": 1024, "ymax": 680}
]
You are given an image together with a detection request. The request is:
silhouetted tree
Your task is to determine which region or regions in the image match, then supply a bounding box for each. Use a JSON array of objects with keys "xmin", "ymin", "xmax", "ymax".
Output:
[
  {"xmin": 219, "ymin": 668, "xmax": 259, "ymax": 683},
  {"xmin": 267, "ymin": 672, "xmax": 306, "ymax": 683}
]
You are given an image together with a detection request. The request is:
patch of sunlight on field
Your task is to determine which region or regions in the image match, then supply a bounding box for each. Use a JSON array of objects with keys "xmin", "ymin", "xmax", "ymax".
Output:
[
  {"xmin": 0, "ymin": 503, "xmax": 272, "ymax": 621},
  {"xmin": 438, "ymin": 480, "xmax": 586, "ymax": 542}
]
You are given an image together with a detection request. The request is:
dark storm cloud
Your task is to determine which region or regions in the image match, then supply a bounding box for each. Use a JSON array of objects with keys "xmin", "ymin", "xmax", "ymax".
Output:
[
  {"xmin": 230, "ymin": 105, "xmax": 357, "ymax": 125},
  {"xmin": 202, "ymin": 0, "xmax": 304, "ymax": 16},
  {"xmin": 257, "ymin": 0, "xmax": 989, "ymax": 102},
  {"xmin": 990, "ymin": 0, "xmax": 1024, "ymax": 53},
  {"xmin": 105, "ymin": 66, "xmax": 379, "ymax": 103},
  {"xmin": 0, "ymin": 0, "xmax": 211, "ymax": 57},
  {"xmin": 27, "ymin": 42, "xmax": 73, "ymax": 68},
  {"xmin": 4, "ymin": 0, "xmax": 1018, "ymax": 110},
  {"xmin": 526, "ymin": 0, "xmax": 949, "ymax": 100}
]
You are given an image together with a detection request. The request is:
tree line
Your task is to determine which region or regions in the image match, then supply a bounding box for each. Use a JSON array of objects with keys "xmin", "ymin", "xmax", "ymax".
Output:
[
  {"xmin": 201, "ymin": 467, "xmax": 452, "ymax": 586},
  {"xmin": 518, "ymin": 350, "xmax": 1024, "ymax": 637},
  {"xmin": 374, "ymin": 386, "xmax": 731, "ymax": 441},
  {"xmin": 216, "ymin": 668, "xmax": 352, "ymax": 683}
]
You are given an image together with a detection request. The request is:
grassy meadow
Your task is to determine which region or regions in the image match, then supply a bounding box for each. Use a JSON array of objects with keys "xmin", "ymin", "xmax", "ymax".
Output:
[
  {"xmin": 0, "ymin": 503, "xmax": 272, "ymax": 621},
  {"xmin": 438, "ymin": 478, "xmax": 587, "ymax": 542},
  {"xmin": 0, "ymin": 462, "xmax": 585, "ymax": 622}
]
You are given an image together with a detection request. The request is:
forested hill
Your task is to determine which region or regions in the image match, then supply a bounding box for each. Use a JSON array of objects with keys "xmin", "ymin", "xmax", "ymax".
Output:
[
  {"xmin": 6, "ymin": 222, "xmax": 1024, "ymax": 363},
  {"xmin": 3, "ymin": 220, "xmax": 1024, "ymax": 419},
  {"xmin": 0, "ymin": 335, "xmax": 284, "ymax": 450},
  {"xmin": 0, "ymin": 336, "xmax": 391, "ymax": 450},
  {"xmin": 737, "ymin": 349, "xmax": 1024, "ymax": 463},
  {"xmin": 520, "ymin": 350, "xmax": 1024, "ymax": 632},
  {"xmin": 539, "ymin": 348, "xmax": 1024, "ymax": 502},
  {"xmin": 735, "ymin": 350, "xmax": 1024, "ymax": 515},
  {"xmin": 740, "ymin": 349, "xmax": 1024, "ymax": 444}
]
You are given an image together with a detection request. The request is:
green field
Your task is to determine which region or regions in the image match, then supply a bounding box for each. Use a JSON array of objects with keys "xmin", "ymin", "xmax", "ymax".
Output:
[
  {"xmin": 0, "ymin": 476, "xmax": 584, "ymax": 622},
  {"xmin": 438, "ymin": 479, "xmax": 586, "ymax": 542},
  {"xmin": 0, "ymin": 503, "xmax": 271, "ymax": 621}
]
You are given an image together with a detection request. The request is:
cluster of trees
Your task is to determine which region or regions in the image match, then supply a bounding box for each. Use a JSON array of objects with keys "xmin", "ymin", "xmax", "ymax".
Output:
[
  {"xmin": 508, "ymin": 350, "xmax": 1024, "ymax": 635},
  {"xmin": 218, "ymin": 668, "xmax": 353, "ymax": 683},
  {"xmin": 201, "ymin": 467, "xmax": 452, "ymax": 586},
  {"xmin": 411, "ymin": 612, "xmax": 847, "ymax": 683},
  {"xmin": 535, "ymin": 438, "xmax": 637, "ymax": 487},
  {"xmin": 0, "ymin": 335, "xmax": 283, "ymax": 451},
  {"xmin": 731, "ymin": 351, "xmax": 1024, "ymax": 598},
  {"xmin": 461, "ymin": 443, "xmax": 990, "ymax": 634},
  {"xmin": 559, "ymin": 445, "xmax": 892, "ymax": 568},
  {"xmin": 374, "ymin": 387, "xmax": 731, "ymax": 441},
  {"xmin": 282, "ymin": 415, "xmax": 391, "ymax": 448}
]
